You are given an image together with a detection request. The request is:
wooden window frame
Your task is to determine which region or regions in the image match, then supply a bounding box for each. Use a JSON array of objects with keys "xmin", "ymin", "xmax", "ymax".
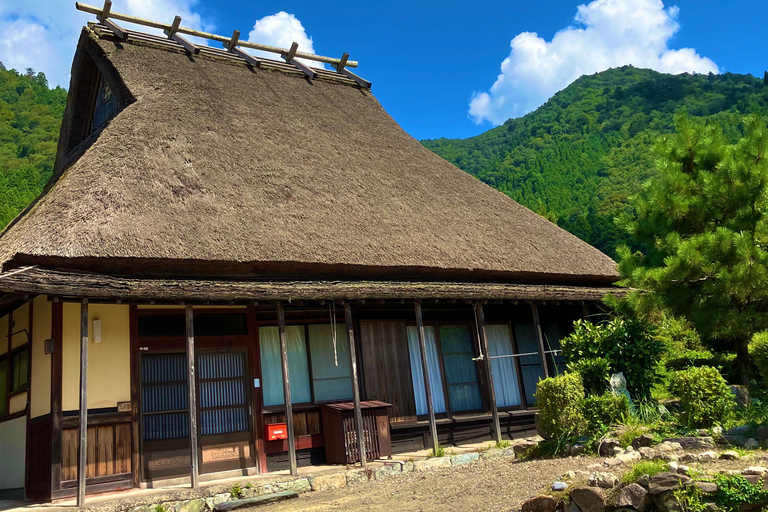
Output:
[{"xmin": 0, "ymin": 306, "xmax": 32, "ymax": 423}]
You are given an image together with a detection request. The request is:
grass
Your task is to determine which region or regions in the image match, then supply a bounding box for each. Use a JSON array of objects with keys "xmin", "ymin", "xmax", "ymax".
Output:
[
  {"xmin": 495, "ymin": 439, "xmax": 512, "ymax": 449},
  {"xmin": 621, "ymin": 461, "xmax": 669, "ymax": 484},
  {"xmin": 427, "ymin": 444, "xmax": 446, "ymax": 458}
]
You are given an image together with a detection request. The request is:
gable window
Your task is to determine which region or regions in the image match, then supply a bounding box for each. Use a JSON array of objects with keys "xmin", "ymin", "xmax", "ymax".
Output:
[{"xmin": 259, "ymin": 323, "xmax": 352, "ymax": 408}]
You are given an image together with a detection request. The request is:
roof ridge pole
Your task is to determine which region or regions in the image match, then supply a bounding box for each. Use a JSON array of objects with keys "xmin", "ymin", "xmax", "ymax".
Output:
[
  {"xmin": 276, "ymin": 302, "xmax": 297, "ymax": 476},
  {"xmin": 343, "ymin": 302, "xmax": 366, "ymax": 467},
  {"xmin": 474, "ymin": 301, "xmax": 501, "ymax": 444},
  {"xmin": 185, "ymin": 305, "xmax": 199, "ymax": 488},
  {"xmin": 414, "ymin": 300, "xmax": 439, "ymax": 455},
  {"xmin": 76, "ymin": 298, "xmax": 89, "ymax": 507}
]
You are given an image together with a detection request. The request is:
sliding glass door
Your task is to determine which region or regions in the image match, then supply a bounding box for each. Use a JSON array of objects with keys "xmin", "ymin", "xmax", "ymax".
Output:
[
  {"xmin": 439, "ymin": 325, "xmax": 483, "ymax": 413},
  {"xmin": 486, "ymin": 324, "xmax": 522, "ymax": 408},
  {"xmin": 406, "ymin": 326, "xmax": 446, "ymax": 415}
]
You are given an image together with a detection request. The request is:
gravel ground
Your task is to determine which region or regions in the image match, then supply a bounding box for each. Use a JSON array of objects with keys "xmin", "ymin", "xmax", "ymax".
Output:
[{"xmin": 258, "ymin": 456, "xmax": 609, "ymax": 512}]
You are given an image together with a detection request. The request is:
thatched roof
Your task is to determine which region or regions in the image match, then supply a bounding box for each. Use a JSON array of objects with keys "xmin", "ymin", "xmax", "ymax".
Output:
[
  {"xmin": 0, "ymin": 266, "xmax": 624, "ymax": 303},
  {"xmin": 0, "ymin": 26, "xmax": 619, "ymax": 285}
]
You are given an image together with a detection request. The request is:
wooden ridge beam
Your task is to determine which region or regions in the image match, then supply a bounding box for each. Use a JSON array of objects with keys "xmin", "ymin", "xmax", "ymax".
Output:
[{"xmin": 76, "ymin": 2, "xmax": 359, "ymax": 68}]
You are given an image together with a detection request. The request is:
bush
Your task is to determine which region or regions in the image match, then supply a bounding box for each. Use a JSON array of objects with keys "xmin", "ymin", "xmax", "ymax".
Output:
[
  {"xmin": 749, "ymin": 332, "xmax": 768, "ymax": 382},
  {"xmin": 581, "ymin": 392, "xmax": 630, "ymax": 436},
  {"xmin": 561, "ymin": 318, "xmax": 663, "ymax": 399},
  {"xmin": 568, "ymin": 357, "xmax": 611, "ymax": 394},
  {"xmin": 535, "ymin": 373, "xmax": 587, "ymax": 439},
  {"xmin": 669, "ymin": 366, "xmax": 734, "ymax": 428}
]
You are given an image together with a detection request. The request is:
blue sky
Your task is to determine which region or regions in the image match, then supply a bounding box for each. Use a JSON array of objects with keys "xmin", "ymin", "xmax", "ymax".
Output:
[{"xmin": 0, "ymin": 0, "xmax": 766, "ymax": 140}]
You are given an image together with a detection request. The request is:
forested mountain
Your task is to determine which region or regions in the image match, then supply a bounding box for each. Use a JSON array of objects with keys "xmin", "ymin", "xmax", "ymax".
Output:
[
  {"xmin": 423, "ymin": 67, "xmax": 768, "ymax": 257},
  {"xmin": 0, "ymin": 65, "xmax": 67, "ymax": 228}
]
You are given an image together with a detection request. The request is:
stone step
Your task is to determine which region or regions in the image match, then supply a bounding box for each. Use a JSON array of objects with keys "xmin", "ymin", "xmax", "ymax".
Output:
[{"xmin": 212, "ymin": 492, "xmax": 298, "ymax": 511}]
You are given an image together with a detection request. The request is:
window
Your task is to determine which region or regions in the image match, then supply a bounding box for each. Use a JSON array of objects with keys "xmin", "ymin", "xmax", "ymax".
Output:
[
  {"xmin": 486, "ymin": 325, "xmax": 522, "ymax": 408},
  {"xmin": 0, "ymin": 346, "xmax": 29, "ymax": 419},
  {"xmin": 439, "ymin": 325, "xmax": 483, "ymax": 412},
  {"xmin": 259, "ymin": 323, "xmax": 351, "ymax": 408},
  {"xmin": 308, "ymin": 324, "xmax": 352, "ymax": 402},
  {"xmin": 406, "ymin": 326, "xmax": 446, "ymax": 415},
  {"xmin": 515, "ymin": 322, "xmax": 545, "ymax": 406},
  {"xmin": 138, "ymin": 312, "xmax": 248, "ymax": 337}
]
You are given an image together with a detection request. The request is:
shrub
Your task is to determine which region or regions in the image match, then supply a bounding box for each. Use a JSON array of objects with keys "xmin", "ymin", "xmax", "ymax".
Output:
[
  {"xmin": 749, "ymin": 331, "xmax": 768, "ymax": 382},
  {"xmin": 568, "ymin": 357, "xmax": 611, "ymax": 394},
  {"xmin": 581, "ymin": 392, "xmax": 630, "ymax": 436},
  {"xmin": 561, "ymin": 317, "xmax": 663, "ymax": 400},
  {"xmin": 714, "ymin": 474, "xmax": 768, "ymax": 512},
  {"xmin": 535, "ymin": 373, "xmax": 587, "ymax": 439},
  {"xmin": 669, "ymin": 366, "xmax": 734, "ymax": 428}
]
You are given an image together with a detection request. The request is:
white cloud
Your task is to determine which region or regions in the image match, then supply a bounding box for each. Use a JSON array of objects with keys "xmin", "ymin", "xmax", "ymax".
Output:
[
  {"xmin": 0, "ymin": 0, "xmax": 213, "ymax": 88},
  {"xmin": 469, "ymin": 0, "xmax": 719, "ymax": 125},
  {"xmin": 247, "ymin": 12, "xmax": 324, "ymax": 68}
]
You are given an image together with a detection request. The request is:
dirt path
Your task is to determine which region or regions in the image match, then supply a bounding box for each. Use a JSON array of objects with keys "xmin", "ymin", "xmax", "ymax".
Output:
[{"xmin": 259, "ymin": 456, "xmax": 607, "ymax": 512}]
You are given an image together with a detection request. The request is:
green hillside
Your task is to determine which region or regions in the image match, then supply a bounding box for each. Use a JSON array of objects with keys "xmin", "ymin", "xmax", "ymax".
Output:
[
  {"xmin": 0, "ymin": 65, "xmax": 67, "ymax": 229},
  {"xmin": 423, "ymin": 66, "xmax": 768, "ymax": 257}
]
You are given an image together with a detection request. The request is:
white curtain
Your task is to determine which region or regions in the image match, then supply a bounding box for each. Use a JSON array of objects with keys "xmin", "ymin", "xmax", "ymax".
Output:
[
  {"xmin": 307, "ymin": 324, "xmax": 352, "ymax": 402},
  {"xmin": 406, "ymin": 326, "xmax": 446, "ymax": 415},
  {"xmin": 259, "ymin": 326, "xmax": 312, "ymax": 406},
  {"xmin": 486, "ymin": 324, "xmax": 522, "ymax": 407}
]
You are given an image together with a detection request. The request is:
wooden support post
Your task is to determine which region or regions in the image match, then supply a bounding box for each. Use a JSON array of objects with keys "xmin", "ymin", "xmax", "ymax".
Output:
[
  {"xmin": 530, "ymin": 302, "xmax": 550, "ymax": 379},
  {"xmin": 276, "ymin": 303, "xmax": 297, "ymax": 476},
  {"xmin": 581, "ymin": 301, "xmax": 590, "ymax": 318},
  {"xmin": 227, "ymin": 29, "xmax": 240, "ymax": 51},
  {"xmin": 475, "ymin": 302, "xmax": 501, "ymax": 444},
  {"xmin": 185, "ymin": 305, "xmax": 199, "ymax": 488},
  {"xmin": 343, "ymin": 302, "xmax": 366, "ymax": 467},
  {"xmin": 282, "ymin": 42, "xmax": 318, "ymax": 79},
  {"xmin": 229, "ymin": 46, "xmax": 262, "ymax": 68},
  {"xmin": 339, "ymin": 68, "xmax": 371, "ymax": 89},
  {"xmin": 76, "ymin": 299, "xmax": 89, "ymax": 507},
  {"xmin": 336, "ymin": 53, "xmax": 349, "ymax": 72},
  {"xmin": 414, "ymin": 301, "xmax": 439, "ymax": 454}
]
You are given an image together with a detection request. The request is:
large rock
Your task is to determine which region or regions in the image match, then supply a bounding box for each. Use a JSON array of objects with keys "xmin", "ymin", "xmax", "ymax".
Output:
[
  {"xmin": 617, "ymin": 483, "xmax": 652, "ymax": 512},
  {"xmin": 756, "ymin": 426, "xmax": 768, "ymax": 443},
  {"xmin": 652, "ymin": 490, "xmax": 683, "ymax": 512},
  {"xmin": 632, "ymin": 434, "xmax": 655, "ymax": 449},
  {"xmin": 616, "ymin": 451, "xmax": 642, "ymax": 465},
  {"xmin": 514, "ymin": 440, "xmax": 539, "ymax": 456},
  {"xmin": 521, "ymin": 495, "xmax": 557, "ymax": 512},
  {"xmin": 451, "ymin": 452, "xmax": 480, "ymax": 466},
  {"xmin": 481, "ymin": 448, "xmax": 503, "ymax": 460},
  {"xmin": 275, "ymin": 478, "xmax": 310, "ymax": 494},
  {"xmin": 178, "ymin": 499, "xmax": 205, "ymax": 512},
  {"xmin": 720, "ymin": 450, "xmax": 741, "ymax": 461},
  {"xmin": 414, "ymin": 456, "xmax": 452, "ymax": 472},
  {"xmin": 662, "ymin": 437, "xmax": 715, "ymax": 450},
  {"xmin": 745, "ymin": 438, "xmax": 760, "ymax": 449},
  {"xmin": 373, "ymin": 464, "xmax": 399, "ymax": 481},
  {"xmin": 589, "ymin": 472, "xmax": 618, "ymax": 489},
  {"xmin": 569, "ymin": 486, "xmax": 605, "ymax": 512},
  {"xmin": 743, "ymin": 467, "xmax": 768, "ymax": 476},
  {"xmin": 310, "ymin": 473, "xmax": 347, "ymax": 491},
  {"xmin": 638, "ymin": 447, "xmax": 660, "ymax": 460},
  {"xmin": 698, "ymin": 451, "xmax": 718, "ymax": 463},
  {"xmin": 595, "ymin": 438, "xmax": 622, "ymax": 457},
  {"xmin": 648, "ymin": 472, "xmax": 692, "ymax": 494},
  {"xmin": 694, "ymin": 482, "xmax": 718, "ymax": 494}
]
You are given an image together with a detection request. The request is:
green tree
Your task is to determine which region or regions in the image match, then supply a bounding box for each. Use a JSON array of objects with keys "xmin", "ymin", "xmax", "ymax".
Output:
[{"xmin": 618, "ymin": 114, "xmax": 768, "ymax": 383}]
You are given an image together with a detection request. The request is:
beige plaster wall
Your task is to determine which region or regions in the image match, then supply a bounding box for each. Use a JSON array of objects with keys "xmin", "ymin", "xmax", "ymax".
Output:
[{"xmin": 30, "ymin": 296, "xmax": 52, "ymax": 418}]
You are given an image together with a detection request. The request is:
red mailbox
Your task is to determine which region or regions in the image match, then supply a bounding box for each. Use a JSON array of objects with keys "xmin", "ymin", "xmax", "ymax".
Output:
[{"xmin": 266, "ymin": 423, "xmax": 288, "ymax": 441}]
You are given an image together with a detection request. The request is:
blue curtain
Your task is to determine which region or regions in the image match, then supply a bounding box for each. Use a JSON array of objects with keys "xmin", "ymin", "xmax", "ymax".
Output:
[
  {"xmin": 308, "ymin": 324, "xmax": 353, "ymax": 402},
  {"xmin": 406, "ymin": 326, "xmax": 446, "ymax": 415},
  {"xmin": 486, "ymin": 324, "xmax": 522, "ymax": 407},
  {"xmin": 259, "ymin": 326, "xmax": 312, "ymax": 406},
  {"xmin": 514, "ymin": 323, "xmax": 545, "ymax": 405},
  {"xmin": 439, "ymin": 325, "xmax": 483, "ymax": 412}
]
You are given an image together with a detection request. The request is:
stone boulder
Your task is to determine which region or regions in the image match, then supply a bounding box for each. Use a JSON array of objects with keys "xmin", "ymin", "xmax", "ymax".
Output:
[
  {"xmin": 521, "ymin": 495, "xmax": 558, "ymax": 512},
  {"xmin": 648, "ymin": 472, "xmax": 692, "ymax": 494},
  {"xmin": 720, "ymin": 450, "xmax": 740, "ymax": 461},
  {"xmin": 693, "ymin": 482, "xmax": 718, "ymax": 494},
  {"xmin": 697, "ymin": 451, "xmax": 718, "ymax": 463},
  {"xmin": 595, "ymin": 438, "xmax": 622, "ymax": 457},
  {"xmin": 652, "ymin": 490, "xmax": 683, "ymax": 512},
  {"xmin": 662, "ymin": 437, "xmax": 715, "ymax": 450},
  {"xmin": 632, "ymin": 434, "xmax": 655, "ymax": 449},
  {"xmin": 514, "ymin": 440, "xmax": 539, "ymax": 457},
  {"xmin": 617, "ymin": 483, "xmax": 652, "ymax": 512},
  {"xmin": 569, "ymin": 486, "xmax": 605, "ymax": 512},
  {"xmin": 589, "ymin": 472, "xmax": 618, "ymax": 489}
]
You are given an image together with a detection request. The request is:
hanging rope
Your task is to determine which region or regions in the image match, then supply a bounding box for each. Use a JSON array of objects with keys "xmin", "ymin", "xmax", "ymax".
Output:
[
  {"xmin": 472, "ymin": 301, "xmax": 485, "ymax": 361},
  {"xmin": 329, "ymin": 301, "xmax": 338, "ymax": 366}
]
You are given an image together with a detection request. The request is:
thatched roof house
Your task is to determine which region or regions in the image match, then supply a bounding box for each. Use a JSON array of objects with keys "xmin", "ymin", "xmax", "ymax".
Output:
[{"xmin": 0, "ymin": 19, "xmax": 620, "ymax": 504}]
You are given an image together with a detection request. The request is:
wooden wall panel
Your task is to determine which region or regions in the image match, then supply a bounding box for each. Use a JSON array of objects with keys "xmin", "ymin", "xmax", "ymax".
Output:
[
  {"xmin": 264, "ymin": 411, "xmax": 322, "ymax": 436},
  {"xmin": 61, "ymin": 423, "xmax": 132, "ymax": 481},
  {"xmin": 359, "ymin": 321, "xmax": 416, "ymax": 423}
]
